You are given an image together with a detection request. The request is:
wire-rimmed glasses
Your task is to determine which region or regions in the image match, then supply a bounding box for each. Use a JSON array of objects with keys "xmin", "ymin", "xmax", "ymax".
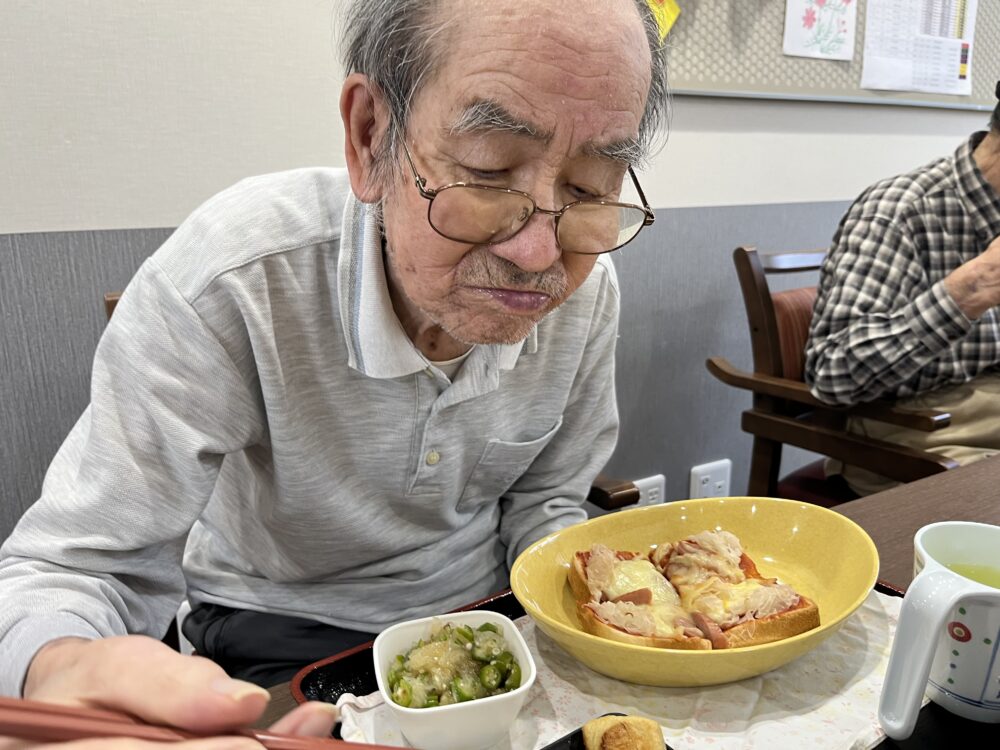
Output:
[{"xmin": 400, "ymin": 141, "xmax": 654, "ymax": 255}]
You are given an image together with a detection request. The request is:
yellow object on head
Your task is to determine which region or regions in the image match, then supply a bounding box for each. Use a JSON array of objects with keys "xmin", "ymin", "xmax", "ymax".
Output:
[{"xmin": 646, "ymin": 0, "xmax": 680, "ymax": 41}]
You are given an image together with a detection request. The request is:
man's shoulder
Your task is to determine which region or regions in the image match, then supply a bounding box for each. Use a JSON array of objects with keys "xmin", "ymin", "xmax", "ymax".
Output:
[
  {"xmin": 850, "ymin": 152, "xmax": 955, "ymax": 224},
  {"xmin": 573, "ymin": 255, "xmax": 620, "ymax": 316},
  {"xmin": 154, "ymin": 167, "xmax": 353, "ymax": 301},
  {"xmin": 590, "ymin": 254, "xmax": 620, "ymax": 294},
  {"xmin": 543, "ymin": 255, "xmax": 620, "ymax": 338}
]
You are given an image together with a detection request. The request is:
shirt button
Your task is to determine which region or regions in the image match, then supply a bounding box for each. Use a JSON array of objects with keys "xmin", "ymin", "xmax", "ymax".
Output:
[{"xmin": 425, "ymin": 450, "xmax": 441, "ymax": 466}]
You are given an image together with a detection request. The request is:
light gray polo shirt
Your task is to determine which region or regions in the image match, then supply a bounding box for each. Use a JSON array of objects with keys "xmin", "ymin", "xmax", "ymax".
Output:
[{"xmin": 0, "ymin": 167, "xmax": 620, "ymax": 696}]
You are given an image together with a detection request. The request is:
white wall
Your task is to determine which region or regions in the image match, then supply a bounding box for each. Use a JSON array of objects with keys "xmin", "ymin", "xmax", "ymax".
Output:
[
  {"xmin": 0, "ymin": 1, "xmax": 343, "ymax": 234},
  {"xmin": 656, "ymin": 95, "xmax": 987, "ymax": 208},
  {"xmin": 0, "ymin": 0, "xmax": 990, "ymax": 234}
]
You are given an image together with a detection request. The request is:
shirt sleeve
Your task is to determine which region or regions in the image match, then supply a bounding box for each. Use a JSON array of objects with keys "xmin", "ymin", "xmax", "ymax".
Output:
[
  {"xmin": 804, "ymin": 210, "xmax": 972, "ymax": 405},
  {"xmin": 0, "ymin": 258, "xmax": 263, "ymax": 696},
  {"xmin": 497, "ymin": 265, "xmax": 620, "ymax": 569}
]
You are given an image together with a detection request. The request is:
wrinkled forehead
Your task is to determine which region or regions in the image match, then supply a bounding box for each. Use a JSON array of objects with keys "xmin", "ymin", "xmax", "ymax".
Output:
[{"xmin": 412, "ymin": 0, "xmax": 651, "ymax": 145}]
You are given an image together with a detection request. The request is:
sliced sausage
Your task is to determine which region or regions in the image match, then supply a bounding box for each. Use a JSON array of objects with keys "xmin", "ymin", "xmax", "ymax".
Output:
[{"xmin": 692, "ymin": 611, "xmax": 729, "ymax": 649}]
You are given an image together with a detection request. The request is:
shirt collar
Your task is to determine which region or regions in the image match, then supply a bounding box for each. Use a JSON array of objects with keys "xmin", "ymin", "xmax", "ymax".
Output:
[
  {"xmin": 954, "ymin": 131, "xmax": 1000, "ymax": 242},
  {"xmin": 337, "ymin": 192, "xmax": 536, "ymax": 379}
]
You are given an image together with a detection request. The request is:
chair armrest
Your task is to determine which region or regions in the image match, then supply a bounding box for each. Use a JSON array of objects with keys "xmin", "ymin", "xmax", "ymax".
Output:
[
  {"xmin": 706, "ymin": 357, "xmax": 951, "ymax": 431},
  {"xmin": 587, "ymin": 474, "xmax": 640, "ymax": 510},
  {"xmin": 743, "ymin": 409, "xmax": 959, "ymax": 482}
]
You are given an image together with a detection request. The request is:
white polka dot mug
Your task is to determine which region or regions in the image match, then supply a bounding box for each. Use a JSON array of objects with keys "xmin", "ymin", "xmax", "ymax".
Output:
[{"xmin": 879, "ymin": 521, "xmax": 1000, "ymax": 740}]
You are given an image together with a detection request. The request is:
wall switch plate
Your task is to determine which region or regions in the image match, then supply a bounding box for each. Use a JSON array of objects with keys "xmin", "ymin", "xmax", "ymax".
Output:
[
  {"xmin": 633, "ymin": 474, "xmax": 666, "ymax": 506},
  {"xmin": 689, "ymin": 459, "xmax": 732, "ymax": 498}
]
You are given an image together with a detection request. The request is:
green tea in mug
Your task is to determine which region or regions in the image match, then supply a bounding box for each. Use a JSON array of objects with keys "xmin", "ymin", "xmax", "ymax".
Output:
[{"xmin": 945, "ymin": 562, "xmax": 1000, "ymax": 588}]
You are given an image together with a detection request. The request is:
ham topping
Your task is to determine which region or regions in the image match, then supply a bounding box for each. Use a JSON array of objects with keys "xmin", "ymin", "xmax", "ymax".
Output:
[
  {"xmin": 611, "ymin": 588, "xmax": 653, "ymax": 605},
  {"xmin": 691, "ymin": 611, "xmax": 729, "ymax": 649}
]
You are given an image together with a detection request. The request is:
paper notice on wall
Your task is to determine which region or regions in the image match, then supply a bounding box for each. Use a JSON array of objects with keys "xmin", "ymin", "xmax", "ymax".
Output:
[
  {"xmin": 861, "ymin": 0, "xmax": 977, "ymax": 96},
  {"xmin": 783, "ymin": 0, "xmax": 858, "ymax": 62}
]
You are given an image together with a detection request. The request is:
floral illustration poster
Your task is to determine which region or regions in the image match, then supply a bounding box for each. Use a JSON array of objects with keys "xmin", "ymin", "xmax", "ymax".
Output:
[{"xmin": 783, "ymin": 0, "xmax": 858, "ymax": 61}]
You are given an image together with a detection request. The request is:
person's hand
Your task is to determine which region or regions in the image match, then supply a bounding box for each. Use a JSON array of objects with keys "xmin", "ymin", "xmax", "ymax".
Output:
[
  {"xmin": 2, "ymin": 634, "xmax": 339, "ymax": 750},
  {"xmin": 943, "ymin": 235, "xmax": 1000, "ymax": 320}
]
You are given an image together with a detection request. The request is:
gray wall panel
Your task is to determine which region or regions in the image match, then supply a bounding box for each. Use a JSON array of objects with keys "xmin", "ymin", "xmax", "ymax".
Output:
[
  {"xmin": 605, "ymin": 201, "xmax": 848, "ymax": 500},
  {"xmin": 0, "ymin": 204, "xmax": 847, "ymax": 538},
  {"xmin": 0, "ymin": 228, "xmax": 172, "ymax": 535}
]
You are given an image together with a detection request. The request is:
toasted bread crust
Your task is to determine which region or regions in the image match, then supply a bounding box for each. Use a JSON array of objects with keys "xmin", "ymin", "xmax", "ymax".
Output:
[
  {"xmin": 569, "ymin": 544, "xmax": 819, "ymax": 650},
  {"xmin": 567, "ymin": 550, "xmax": 596, "ymax": 605},
  {"xmin": 722, "ymin": 594, "xmax": 820, "ymax": 648},
  {"xmin": 570, "ymin": 550, "xmax": 712, "ymax": 650},
  {"xmin": 576, "ymin": 602, "xmax": 712, "ymax": 650}
]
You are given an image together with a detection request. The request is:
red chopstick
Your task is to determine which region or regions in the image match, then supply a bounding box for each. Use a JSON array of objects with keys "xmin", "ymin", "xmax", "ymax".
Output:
[{"xmin": 0, "ymin": 696, "xmax": 397, "ymax": 749}]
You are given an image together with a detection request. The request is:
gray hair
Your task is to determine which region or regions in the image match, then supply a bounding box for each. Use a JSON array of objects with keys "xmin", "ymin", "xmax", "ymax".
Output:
[{"xmin": 340, "ymin": 0, "xmax": 669, "ymax": 185}]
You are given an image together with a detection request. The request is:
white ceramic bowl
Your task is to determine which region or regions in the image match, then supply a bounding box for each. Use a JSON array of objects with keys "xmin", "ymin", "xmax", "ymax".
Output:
[{"xmin": 372, "ymin": 610, "xmax": 537, "ymax": 750}]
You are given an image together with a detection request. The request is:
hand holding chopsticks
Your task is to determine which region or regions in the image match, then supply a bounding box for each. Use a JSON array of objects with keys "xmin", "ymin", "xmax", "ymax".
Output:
[
  {"xmin": 7, "ymin": 635, "xmax": 391, "ymax": 749},
  {"xmin": 0, "ymin": 695, "xmax": 400, "ymax": 749}
]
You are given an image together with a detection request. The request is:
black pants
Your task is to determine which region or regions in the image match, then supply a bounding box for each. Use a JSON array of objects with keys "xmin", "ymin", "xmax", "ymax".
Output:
[{"xmin": 182, "ymin": 602, "xmax": 376, "ymax": 688}]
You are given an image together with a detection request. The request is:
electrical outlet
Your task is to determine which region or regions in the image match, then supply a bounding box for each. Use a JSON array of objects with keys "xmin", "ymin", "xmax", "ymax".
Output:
[
  {"xmin": 633, "ymin": 474, "xmax": 666, "ymax": 506},
  {"xmin": 689, "ymin": 459, "xmax": 732, "ymax": 498}
]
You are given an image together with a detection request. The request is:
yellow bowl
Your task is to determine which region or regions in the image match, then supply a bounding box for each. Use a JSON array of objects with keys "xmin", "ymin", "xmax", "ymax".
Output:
[{"xmin": 509, "ymin": 496, "xmax": 878, "ymax": 687}]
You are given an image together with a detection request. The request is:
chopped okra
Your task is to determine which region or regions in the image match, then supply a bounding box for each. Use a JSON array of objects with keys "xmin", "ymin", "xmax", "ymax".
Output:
[{"xmin": 386, "ymin": 620, "xmax": 524, "ymax": 708}]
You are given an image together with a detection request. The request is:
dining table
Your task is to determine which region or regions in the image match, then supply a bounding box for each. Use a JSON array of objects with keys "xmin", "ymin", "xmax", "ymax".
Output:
[{"xmin": 259, "ymin": 456, "xmax": 1000, "ymax": 746}]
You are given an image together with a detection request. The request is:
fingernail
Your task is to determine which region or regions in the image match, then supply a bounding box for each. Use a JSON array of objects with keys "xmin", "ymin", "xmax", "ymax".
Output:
[{"xmin": 211, "ymin": 677, "xmax": 271, "ymax": 701}]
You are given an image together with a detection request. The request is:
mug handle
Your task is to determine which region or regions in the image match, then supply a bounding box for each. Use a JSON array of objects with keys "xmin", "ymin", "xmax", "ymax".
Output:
[{"xmin": 878, "ymin": 569, "xmax": 978, "ymax": 740}]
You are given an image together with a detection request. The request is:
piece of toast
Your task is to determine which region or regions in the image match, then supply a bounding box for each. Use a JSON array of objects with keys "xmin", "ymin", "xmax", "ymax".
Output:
[
  {"xmin": 569, "ymin": 548, "xmax": 711, "ymax": 650},
  {"xmin": 582, "ymin": 715, "xmax": 664, "ymax": 750},
  {"xmin": 568, "ymin": 536, "xmax": 819, "ymax": 650},
  {"xmin": 652, "ymin": 535, "xmax": 820, "ymax": 649},
  {"xmin": 717, "ymin": 593, "xmax": 820, "ymax": 648}
]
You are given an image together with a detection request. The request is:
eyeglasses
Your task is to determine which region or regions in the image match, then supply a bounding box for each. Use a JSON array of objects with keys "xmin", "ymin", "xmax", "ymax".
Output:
[{"xmin": 400, "ymin": 141, "xmax": 655, "ymax": 255}]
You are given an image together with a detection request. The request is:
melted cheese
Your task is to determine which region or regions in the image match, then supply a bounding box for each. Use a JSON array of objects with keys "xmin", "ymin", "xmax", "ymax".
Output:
[
  {"xmin": 604, "ymin": 559, "xmax": 681, "ymax": 607},
  {"xmin": 586, "ymin": 599, "xmax": 690, "ymax": 639},
  {"xmin": 663, "ymin": 530, "xmax": 744, "ymax": 589},
  {"xmin": 657, "ymin": 531, "xmax": 800, "ymax": 629},
  {"xmin": 583, "ymin": 533, "xmax": 801, "ymax": 640},
  {"xmin": 583, "ymin": 545, "xmax": 688, "ymax": 638},
  {"xmin": 680, "ymin": 573, "xmax": 800, "ymax": 628}
]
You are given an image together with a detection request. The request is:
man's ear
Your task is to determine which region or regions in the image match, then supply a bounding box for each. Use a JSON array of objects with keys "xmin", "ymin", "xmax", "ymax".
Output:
[{"xmin": 341, "ymin": 73, "xmax": 391, "ymax": 203}]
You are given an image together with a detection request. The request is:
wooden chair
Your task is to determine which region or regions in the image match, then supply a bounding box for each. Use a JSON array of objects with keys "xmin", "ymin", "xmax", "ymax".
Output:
[
  {"xmin": 106, "ymin": 290, "xmax": 640, "ymax": 511},
  {"xmin": 706, "ymin": 246, "xmax": 958, "ymax": 506},
  {"xmin": 103, "ymin": 291, "xmax": 121, "ymax": 320}
]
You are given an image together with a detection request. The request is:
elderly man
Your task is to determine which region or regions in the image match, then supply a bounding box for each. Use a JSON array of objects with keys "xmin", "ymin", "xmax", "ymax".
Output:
[
  {"xmin": 0, "ymin": 0, "xmax": 667, "ymax": 744},
  {"xmin": 805, "ymin": 84, "xmax": 1000, "ymax": 496}
]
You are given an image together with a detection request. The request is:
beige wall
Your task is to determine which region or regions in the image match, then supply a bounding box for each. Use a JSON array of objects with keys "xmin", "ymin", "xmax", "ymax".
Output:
[
  {"xmin": 0, "ymin": 0, "xmax": 989, "ymax": 234},
  {"xmin": 1, "ymin": 1, "xmax": 344, "ymax": 233}
]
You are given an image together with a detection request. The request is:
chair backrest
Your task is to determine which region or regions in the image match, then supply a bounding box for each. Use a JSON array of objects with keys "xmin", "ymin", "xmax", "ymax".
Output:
[
  {"xmin": 104, "ymin": 291, "xmax": 121, "ymax": 320},
  {"xmin": 733, "ymin": 246, "xmax": 825, "ymax": 383}
]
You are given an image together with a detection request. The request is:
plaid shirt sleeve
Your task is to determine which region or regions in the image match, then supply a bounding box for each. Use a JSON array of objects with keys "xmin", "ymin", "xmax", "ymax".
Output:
[{"xmin": 804, "ymin": 202, "xmax": 972, "ymax": 406}]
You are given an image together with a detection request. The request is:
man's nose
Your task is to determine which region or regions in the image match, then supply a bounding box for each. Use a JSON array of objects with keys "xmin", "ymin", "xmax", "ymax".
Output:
[{"xmin": 488, "ymin": 213, "xmax": 562, "ymax": 273}]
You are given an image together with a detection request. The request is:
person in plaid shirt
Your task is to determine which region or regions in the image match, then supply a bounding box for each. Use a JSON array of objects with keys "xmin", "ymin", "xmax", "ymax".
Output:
[{"xmin": 805, "ymin": 82, "xmax": 1000, "ymax": 496}]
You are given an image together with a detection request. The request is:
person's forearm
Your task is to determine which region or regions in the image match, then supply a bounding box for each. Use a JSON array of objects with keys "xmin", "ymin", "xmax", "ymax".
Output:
[
  {"xmin": 806, "ymin": 281, "xmax": 970, "ymax": 404},
  {"xmin": 943, "ymin": 257, "xmax": 1000, "ymax": 319}
]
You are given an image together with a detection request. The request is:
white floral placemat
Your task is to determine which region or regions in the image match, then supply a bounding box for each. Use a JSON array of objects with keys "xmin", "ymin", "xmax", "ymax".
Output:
[{"xmin": 339, "ymin": 590, "xmax": 917, "ymax": 749}]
